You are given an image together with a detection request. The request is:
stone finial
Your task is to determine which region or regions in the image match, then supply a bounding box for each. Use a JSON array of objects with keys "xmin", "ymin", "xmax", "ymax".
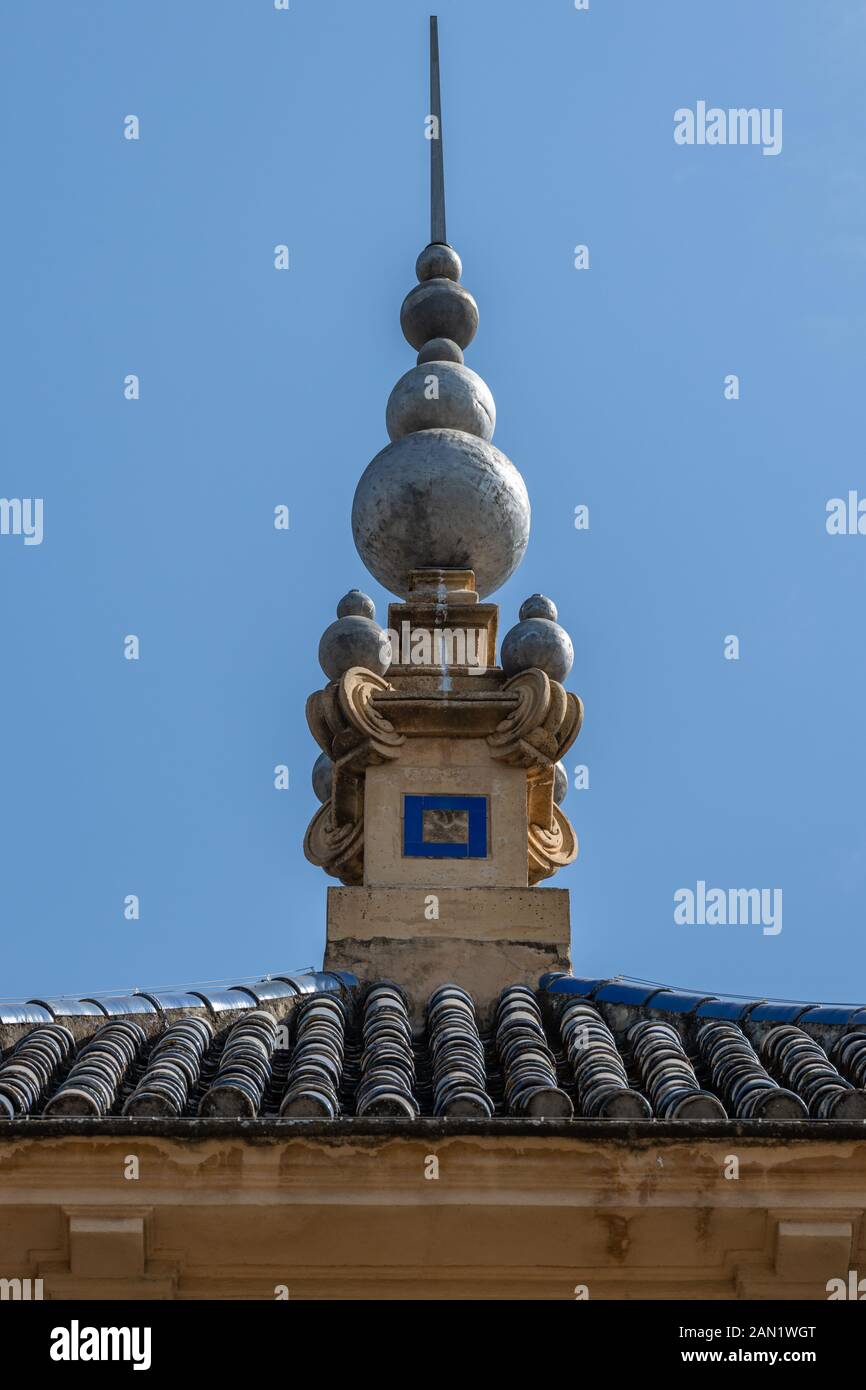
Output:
[
  {"xmin": 305, "ymin": 17, "xmax": 584, "ymax": 973},
  {"xmin": 520, "ymin": 594, "xmax": 558, "ymax": 622},
  {"xmin": 352, "ymin": 430, "xmax": 529, "ymax": 600},
  {"xmin": 318, "ymin": 592, "xmax": 391, "ymax": 682},
  {"xmin": 416, "ymin": 243, "xmax": 462, "ymax": 282},
  {"xmin": 501, "ymin": 599, "xmax": 574, "ymax": 683},
  {"xmin": 400, "ymin": 274, "xmax": 478, "ymax": 351},
  {"xmin": 349, "ymin": 20, "xmax": 531, "ymax": 601},
  {"xmin": 336, "ymin": 589, "xmax": 376, "ymax": 620},
  {"xmin": 353, "ymin": 232, "xmax": 529, "ymax": 598},
  {"xmin": 417, "ymin": 336, "xmax": 464, "ymax": 365},
  {"xmin": 386, "ymin": 363, "xmax": 495, "ymax": 442}
]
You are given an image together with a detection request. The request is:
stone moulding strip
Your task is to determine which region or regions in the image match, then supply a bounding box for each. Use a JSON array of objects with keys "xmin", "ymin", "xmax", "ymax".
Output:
[
  {"xmin": 371, "ymin": 690, "xmax": 519, "ymax": 737},
  {"xmin": 1, "ymin": 1116, "xmax": 865, "ymax": 1141},
  {"xmin": 325, "ymin": 885, "xmax": 570, "ymax": 944}
]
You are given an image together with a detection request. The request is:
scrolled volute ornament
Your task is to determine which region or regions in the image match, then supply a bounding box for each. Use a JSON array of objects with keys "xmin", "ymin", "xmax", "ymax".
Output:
[
  {"xmin": 306, "ymin": 683, "xmax": 345, "ymax": 757},
  {"xmin": 487, "ymin": 669, "xmax": 583, "ymax": 769},
  {"xmin": 304, "ymin": 804, "xmax": 364, "ymax": 886},
  {"xmin": 528, "ymin": 805, "xmax": 578, "ymax": 886},
  {"xmin": 306, "ymin": 667, "xmax": 404, "ymax": 764},
  {"xmin": 338, "ymin": 668, "xmax": 404, "ymax": 759}
]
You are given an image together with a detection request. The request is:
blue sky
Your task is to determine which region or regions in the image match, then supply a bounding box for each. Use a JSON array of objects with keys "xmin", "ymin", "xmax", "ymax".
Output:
[{"xmin": 2, "ymin": 1, "xmax": 865, "ymax": 1004}]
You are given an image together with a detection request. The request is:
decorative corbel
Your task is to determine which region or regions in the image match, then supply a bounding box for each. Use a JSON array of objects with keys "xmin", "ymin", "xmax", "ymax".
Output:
[
  {"xmin": 486, "ymin": 669, "xmax": 583, "ymax": 885},
  {"xmin": 304, "ymin": 804, "xmax": 365, "ymax": 886},
  {"xmin": 528, "ymin": 805, "xmax": 579, "ymax": 885},
  {"xmin": 486, "ymin": 669, "xmax": 583, "ymax": 769},
  {"xmin": 304, "ymin": 667, "xmax": 405, "ymax": 884},
  {"xmin": 306, "ymin": 668, "xmax": 404, "ymax": 764}
]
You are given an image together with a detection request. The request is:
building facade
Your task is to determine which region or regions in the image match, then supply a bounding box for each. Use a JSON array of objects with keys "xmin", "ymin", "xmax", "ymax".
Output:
[{"xmin": 1, "ymin": 18, "xmax": 864, "ymax": 1303}]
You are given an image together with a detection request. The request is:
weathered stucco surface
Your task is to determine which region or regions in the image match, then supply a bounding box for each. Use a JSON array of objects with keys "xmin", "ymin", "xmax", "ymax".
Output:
[
  {"xmin": 325, "ymin": 885, "xmax": 570, "ymax": 1023},
  {"xmin": 0, "ymin": 1124, "xmax": 864, "ymax": 1299}
]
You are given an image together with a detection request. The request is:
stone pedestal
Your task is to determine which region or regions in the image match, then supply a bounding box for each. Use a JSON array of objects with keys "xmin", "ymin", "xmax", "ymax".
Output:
[
  {"xmin": 324, "ymin": 885, "xmax": 571, "ymax": 1024},
  {"xmin": 384, "ymin": 568, "xmax": 498, "ymax": 679},
  {"xmin": 364, "ymin": 737, "xmax": 529, "ymax": 888},
  {"xmin": 305, "ymin": 568, "xmax": 583, "ymax": 1015}
]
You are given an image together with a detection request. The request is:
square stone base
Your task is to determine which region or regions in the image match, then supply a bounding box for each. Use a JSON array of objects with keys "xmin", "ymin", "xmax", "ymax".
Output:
[{"xmin": 323, "ymin": 886, "xmax": 571, "ymax": 1025}]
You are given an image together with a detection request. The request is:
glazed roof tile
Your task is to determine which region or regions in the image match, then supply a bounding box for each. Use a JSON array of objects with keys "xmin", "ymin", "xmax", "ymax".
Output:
[{"xmin": 2, "ymin": 970, "xmax": 866, "ymax": 1127}]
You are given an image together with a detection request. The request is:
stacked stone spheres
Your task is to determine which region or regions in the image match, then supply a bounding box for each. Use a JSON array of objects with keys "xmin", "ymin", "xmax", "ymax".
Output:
[
  {"xmin": 306, "ymin": 235, "xmax": 582, "ymax": 877},
  {"xmin": 501, "ymin": 592, "xmax": 574, "ymax": 807},
  {"xmin": 331, "ymin": 238, "xmax": 574, "ymax": 727},
  {"xmin": 312, "ymin": 587, "xmax": 394, "ymax": 805},
  {"xmin": 317, "ymin": 589, "xmax": 391, "ymax": 686},
  {"xmin": 310, "ymin": 586, "xmax": 575, "ymax": 815},
  {"xmin": 351, "ymin": 243, "xmax": 530, "ymax": 600},
  {"xmin": 501, "ymin": 594, "xmax": 573, "ymax": 684}
]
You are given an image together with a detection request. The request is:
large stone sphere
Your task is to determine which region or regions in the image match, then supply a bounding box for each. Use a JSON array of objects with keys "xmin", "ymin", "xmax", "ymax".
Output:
[
  {"xmin": 501, "ymin": 617, "xmax": 574, "ymax": 682},
  {"xmin": 416, "ymin": 243, "xmax": 462, "ymax": 282},
  {"xmin": 312, "ymin": 752, "xmax": 333, "ymax": 803},
  {"xmin": 400, "ymin": 278, "xmax": 478, "ymax": 350},
  {"xmin": 386, "ymin": 362, "xmax": 495, "ymax": 442},
  {"xmin": 352, "ymin": 428, "xmax": 530, "ymax": 599},
  {"xmin": 318, "ymin": 615, "xmax": 391, "ymax": 682}
]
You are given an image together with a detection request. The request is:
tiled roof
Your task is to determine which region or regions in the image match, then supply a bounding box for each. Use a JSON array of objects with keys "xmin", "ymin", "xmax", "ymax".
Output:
[{"xmin": 1, "ymin": 970, "xmax": 866, "ymax": 1125}]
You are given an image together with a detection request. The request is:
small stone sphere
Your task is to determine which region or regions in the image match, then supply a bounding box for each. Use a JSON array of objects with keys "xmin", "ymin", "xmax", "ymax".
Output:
[
  {"xmin": 312, "ymin": 752, "xmax": 333, "ymax": 803},
  {"xmin": 352, "ymin": 428, "xmax": 530, "ymax": 599},
  {"xmin": 417, "ymin": 337, "xmax": 464, "ymax": 365},
  {"xmin": 500, "ymin": 617, "xmax": 574, "ymax": 682},
  {"xmin": 400, "ymin": 278, "xmax": 479, "ymax": 351},
  {"xmin": 416, "ymin": 243, "xmax": 462, "ymax": 282},
  {"xmin": 318, "ymin": 615, "xmax": 392, "ymax": 682},
  {"xmin": 386, "ymin": 362, "xmax": 495, "ymax": 442},
  {"xmin": 336, "ymin": 589, "xmax": 375, "ymax": 620},
  {"xmin": 520, "ymin": 593, "xmax": 558, "ymax": 622},
  {"xmin": 553, "ymin": 761, "xmax": 568, "ymax": 805}
]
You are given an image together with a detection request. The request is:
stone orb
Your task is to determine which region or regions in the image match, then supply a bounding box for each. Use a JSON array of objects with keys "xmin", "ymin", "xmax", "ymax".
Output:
[
  {"xmin": 386, "ymin": 362, "xmax": 495, "ymax": 442},
  {"xmin": 400, "ymin": 278, "xmax": 478, "ymax": 351},
  {"xmin": 520, "ymin": 593, "xmax": 558, "ymax": 622},
  {"xmin": 352, "ymin": 428, "xmax": 530, "ymax": 599},
  {"xmin": 336, "ymin": 589, "xmax": 375, "ymax": 620},
  {"xmin": 417, "ymin": 337, "xmax": 464, "ymax": 365},
  {"xmin": 312, "ymin": 752, "xmax": 333, "ymax": 803},
  {"xmin": 553, "ymin": 760, "xmax": 568, "ymax": 805},
  {"xmin": 416, "ymin": 243, "xmax": 462, "ymax": 282},
  {"xmin": 318, "ymin": 615, "xmax": 392, "ymax": 682},
  {"xmin": 501, "ymin": 617, "xmax": 574, "ymax": 683}
]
